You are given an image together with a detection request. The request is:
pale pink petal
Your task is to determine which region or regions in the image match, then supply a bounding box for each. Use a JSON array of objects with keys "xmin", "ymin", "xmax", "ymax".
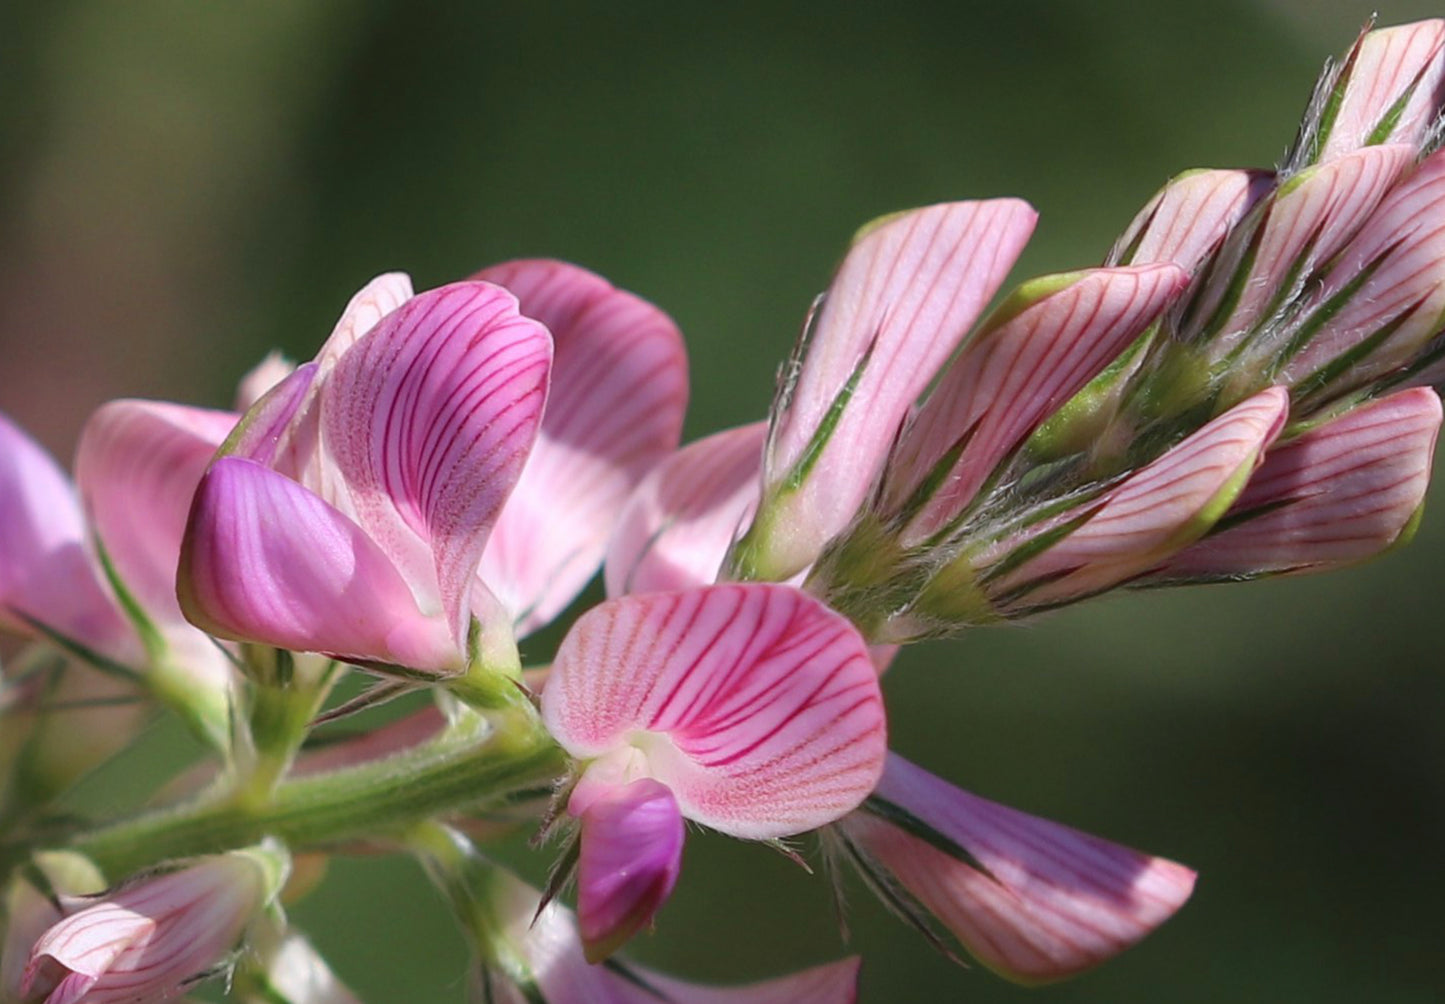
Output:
[
  {"xmin": 1152, "ymin": 388, "xmax": 1441, "ymax": 580},
  {"xmin": 320, "ymin": 282, "xmax": 552, "ymax": 644},
  {"xmin": 481, "ymin": 866, "xmax": 860, "ymax": 1004},
  {"xmin": 75, "ymin": 401, "xmax": 236, "ymax": 630},
  {"xmin": 233, "ymin": 351, "xmax": 296, "ymax": 412},
  {"xmin": 1284, "ymin": 149, "xmax": 1445, "ymax": 391},
  {"xmin": 572, "ymin": 778, "xmax": 685, "ymax": 962},
  {"xmin": 987, "ymin": 387, "xmax": 1288, "ymax": 610},
  {"xmin": 1317, "ymin": 20, "xmax": 1445, "ymax": 163},
  {"xmin": 838, "ymin": 754, "xmax": 1195, "ymax": 985},
  {"xmin": 476, "ymin": 260, "xmax": 687, "ymax": 634},
  {"xmin": 179, "ymin": 457, "xmax": 459, "ymax": 672},
  {"xmin": 889, "ymin": 264, "xmax": 1188, "ymax": 543},
  {"xmin": 605, "ymin": 423, "xmax": 766, "ymax": 597},
  {"xmin": 1109, "ymin": 169, "xmax": 1273, "ymax": 273},
  {"xmin": 1193, "ymin": 145, "xmax": 1413, "ymax": 355},
  {"xmin": 543, "ymin": 584, "xmax": 886, "ymax": 838},
  {"xmin": 753, "ymin": 200, "xmax": 1037, "ymax": 578},
  {"xmin": 314, "ymin": 271, "xmax": 414, "ymax": 372},
  {"xmin": 0, "ymin": 413, "xmax": 133, "ymax": 659}
]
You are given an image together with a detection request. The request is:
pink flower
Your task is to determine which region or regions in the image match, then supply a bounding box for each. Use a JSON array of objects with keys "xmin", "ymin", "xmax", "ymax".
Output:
[
  {"xmin": 834, "ymin": 754, "xmax": 1195, "ymax": 985},
  {"xmin": 541, "ymin": 583, "xmax": 886, "ymax": 959},
  {"xmin": 21, "ymin": 846, "xmax": 287, "ymax": 1004}
]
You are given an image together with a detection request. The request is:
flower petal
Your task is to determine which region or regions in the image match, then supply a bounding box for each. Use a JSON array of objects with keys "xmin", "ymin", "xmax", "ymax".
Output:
[
  {"xmin": 605, "ymin": 422, "xmax": 766, "ymax": 597},
  {"xmin": 179, "ymin": 457, "xmax": 459, "ymax": 672},
  {"xmin": 314, "ymin": 271, "xmax": 415, "ymax": 373},
  {"xmin": 1315, "ymin": 19, "xmax": 1445, "ymax": 164},
  {"xmin": 543, "ymin": 584, "xmax": 886, "ymax": 838},
  {"xmin": 319, "ymin": 282, "xmax": 552, "ymax": 643},
  {"xmin": 234, "ymin": 351, "xmax": 296, "ymax": 412},
  {"xmin": 751, "ymin": 199, "xmax": 1037, "ymax": 578},
  {"xmin": 1149, "ymin": 387, "xmax": 1442, "ymax": 580},
  {"xmin": 75, "ymin": 401, "xmax": 235, "ymax": 631},
  {"xmin": 837, "ymin": 754, "xmax": 1195, "ymax": 985},
  {"xmin": 476, "ymin": 260, "xmax": 687, "ymax": 634},
  {"xmin": 888, "ymin": 264, "xmax": 1188, "ymax": 543},
  {"xmin": 1109, "ymin": 168, "xmax": 1273, "ymax": 274},
  {"xmin": 0, "ymin": 413, "xmax": 133, "ymax": 659},
  {"xmin": 986, "ymin": 387, "xmax": 1288, "ymax": 611},
  {"xmin": 573, "ymin": 778, "xmax": 684, "ymax": 962}
]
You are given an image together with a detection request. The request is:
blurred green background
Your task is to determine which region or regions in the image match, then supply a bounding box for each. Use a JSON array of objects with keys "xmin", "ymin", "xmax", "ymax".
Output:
[{"xmin": 3, "ymin": 1, "xmax": 1443, "ymax": 1000}]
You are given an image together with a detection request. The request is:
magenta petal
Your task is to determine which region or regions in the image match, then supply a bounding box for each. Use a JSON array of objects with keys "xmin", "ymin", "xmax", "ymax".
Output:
[
  {"xmin": 0, "ymin": 413, "xmax": 133, "ymax": 659},
  {"xmin": 839, "ymin": 754, "xmax": 1195, "ymax": 985},
  {"xmin": 641, "ymin": 959, "xmax": 861, "ymax": 1004},
  {"xmin": 759, "ymin": 200, "xmax": 1037, "ymax": 577},
  {"xmin": 605, "ymin": 422, "xmax": 767, "ymax": 597},
  {"xmin": 76, "ymin": 401, "xmax": 236, "ymax": 628},
  {"xmin": 475, "ymin": 260, "xmax": 687, "ymax": 635},
  {"xmin": 320, "ymin": 282, "xmax": 552, "ymax": 644},
  {"xmin": 1154, "ymin": 388, "xmax": 1442, "ymax": 580},
  {"xmin": 573, "ymin": 778, "xmax": 684, "ymax": 962},
  {"xmin": 1110, "ymin": 168, "xmax": 1273, "ymax": 273},
  {"xmin": 543, "ymin": 584, "xmax": 886, "ymax": 838},
  {"xmin": 179, "ymin": 457, "xmax": 459, "ymax": 672},
  {"xmin": 891, "ymin": 264, "xmax": 1188, "ymax": 543}
]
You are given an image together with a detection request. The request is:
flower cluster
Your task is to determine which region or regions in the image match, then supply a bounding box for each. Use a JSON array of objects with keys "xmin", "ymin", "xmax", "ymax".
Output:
[{"xmin": 1, "ymin": 18, "xmax": 1443, "ymax": 1003}]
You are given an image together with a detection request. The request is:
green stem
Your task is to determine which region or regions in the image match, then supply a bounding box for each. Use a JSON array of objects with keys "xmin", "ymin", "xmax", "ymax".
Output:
[{"xmin": 54, "ymin": 708, "xmax": 566, "ymax": 879}]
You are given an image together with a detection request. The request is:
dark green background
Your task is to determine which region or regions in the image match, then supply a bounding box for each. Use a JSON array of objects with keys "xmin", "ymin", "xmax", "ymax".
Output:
[{"xmin": 2, "ymin": 2, "xmax": 1442, "ymax": 1001}]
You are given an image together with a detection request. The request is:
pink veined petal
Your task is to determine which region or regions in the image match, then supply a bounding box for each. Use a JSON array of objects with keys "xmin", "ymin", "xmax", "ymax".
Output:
[
  {"xmin": 1195, "ymin": 145, "xmax": 1414, "ymax": 354},
  {"xmin": 605, "ymin": 422, "xmax": 767, "ymax": 597},
  {"xmin": 758, "ymin": 199, "xmax": 1038, "ymax": 577},
  {"xmin": 0, "ymin": 413, "xmax": 134, "ymax": 660},
  {"xmin": 75, "ymin": 400, "xmax": 236, "ymax": 628},
  {"xmin": 986, "ymin": 387, "xmax": 1289, "ymax": 609},
  {"xmin": 838, "ymin": 754, "xmax": 1195, "ymax": 985},
  {"xmin": 320, "ymin": 281, "xmax": 552, "ymax": 645},
  {"xmin": 1284, "ymin": 148, "xmax": 1445, "ymax": 387},
  {"xmin": 543, "ymin": 584, "xmax": 886, "ymax": 839},
  {"xmin": 179, "ymin": 457, "xmax": 459, "ymax": 672},
  {"xmin": 1318, "ymin": 19, "xmax": 1445, "ymax": 163},
  {"xmin": 1151, "ymin": 387, "xmax": 1442, "ymax": 580},
  {"xmin": 572, "ymin": 778, "xmax": 685, "ymax": 962},
  {"xmin": 890, "ymin": 264, "xmax": 1189, "ymax": 544},
  {"xmin": 481, "ymin": 866, "xmax": 860, "ymax": 1004},
  {"xmin": 225, "ymin": 363, "xmax": 321, "ymax": 472},
  {"xmin": 475, "ymin": 260, "xmax": 688, "ymax": 635},
  {"xmin": 1109, "ymin": 169, "xmax": 1274, "ymax": 274},
  {"xmin": 314, "ymin": 272, "xmax": 415, "ymax": 373}
]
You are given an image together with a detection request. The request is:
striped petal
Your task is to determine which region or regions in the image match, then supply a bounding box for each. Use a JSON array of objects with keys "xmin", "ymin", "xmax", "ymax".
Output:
[
  {"xmin": 1149, "ymin": 388, "xmax": 1441, "ymax": 581},
  {"xmin": 1109, "ymin": 168, "xmax": 1273, "ymax": 274},
  {"xmin": 1191, "ymin": 145, "xmax": 1413, "ymax": 355},
  {"xmin": 179, "ymin": 457, "xmax": 459, "ymax": 672},
  {"xmin": 1283, "ymin": 149, "xmax": 1445, "ymax": 396},
  {"xmin": 319, "ymin": 282, "xmax": 552, "ymax": 644},
  {"xmin": 75, "ymin": 401, "xmax": 235, "ymax": 636},
  {"xmin": 479, "ymin": 866, "xmax": 860, "ymax": 1003},
  {"xmin": 0, "ymin": 413, "xmax": 133, "ymax": 660},
  {"xmin": 573, "ymin": 778, "xmax": 684, "ymax": 962},
  {"xmin": 985, "ymin": 387, "xmax": 1288, "ymax": 611},
  {"xmin": 476, "ymin": 260, "xmax": 687, "ymax": 634},
  {"xmin": 888, "ymin": 264, "xmax": 1188, "ymax": 543},
  {"xmin": 543, "ymin": 584, "xmax": 886, "ymax": 838},
  {"xmin": 749, "ymin": 200, "xmax": 1036, "ymax": 579},
  {"xmin": 1314, "ymin": 19, "xmax": 1445, "ymax": 164},
  {"xmin": 605, "ymin": 422, "xmax": 766, "ymax": 597},
  {"xmin": 836, "ymin": 754, "xmax": 1195, "ymax": 985}
]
